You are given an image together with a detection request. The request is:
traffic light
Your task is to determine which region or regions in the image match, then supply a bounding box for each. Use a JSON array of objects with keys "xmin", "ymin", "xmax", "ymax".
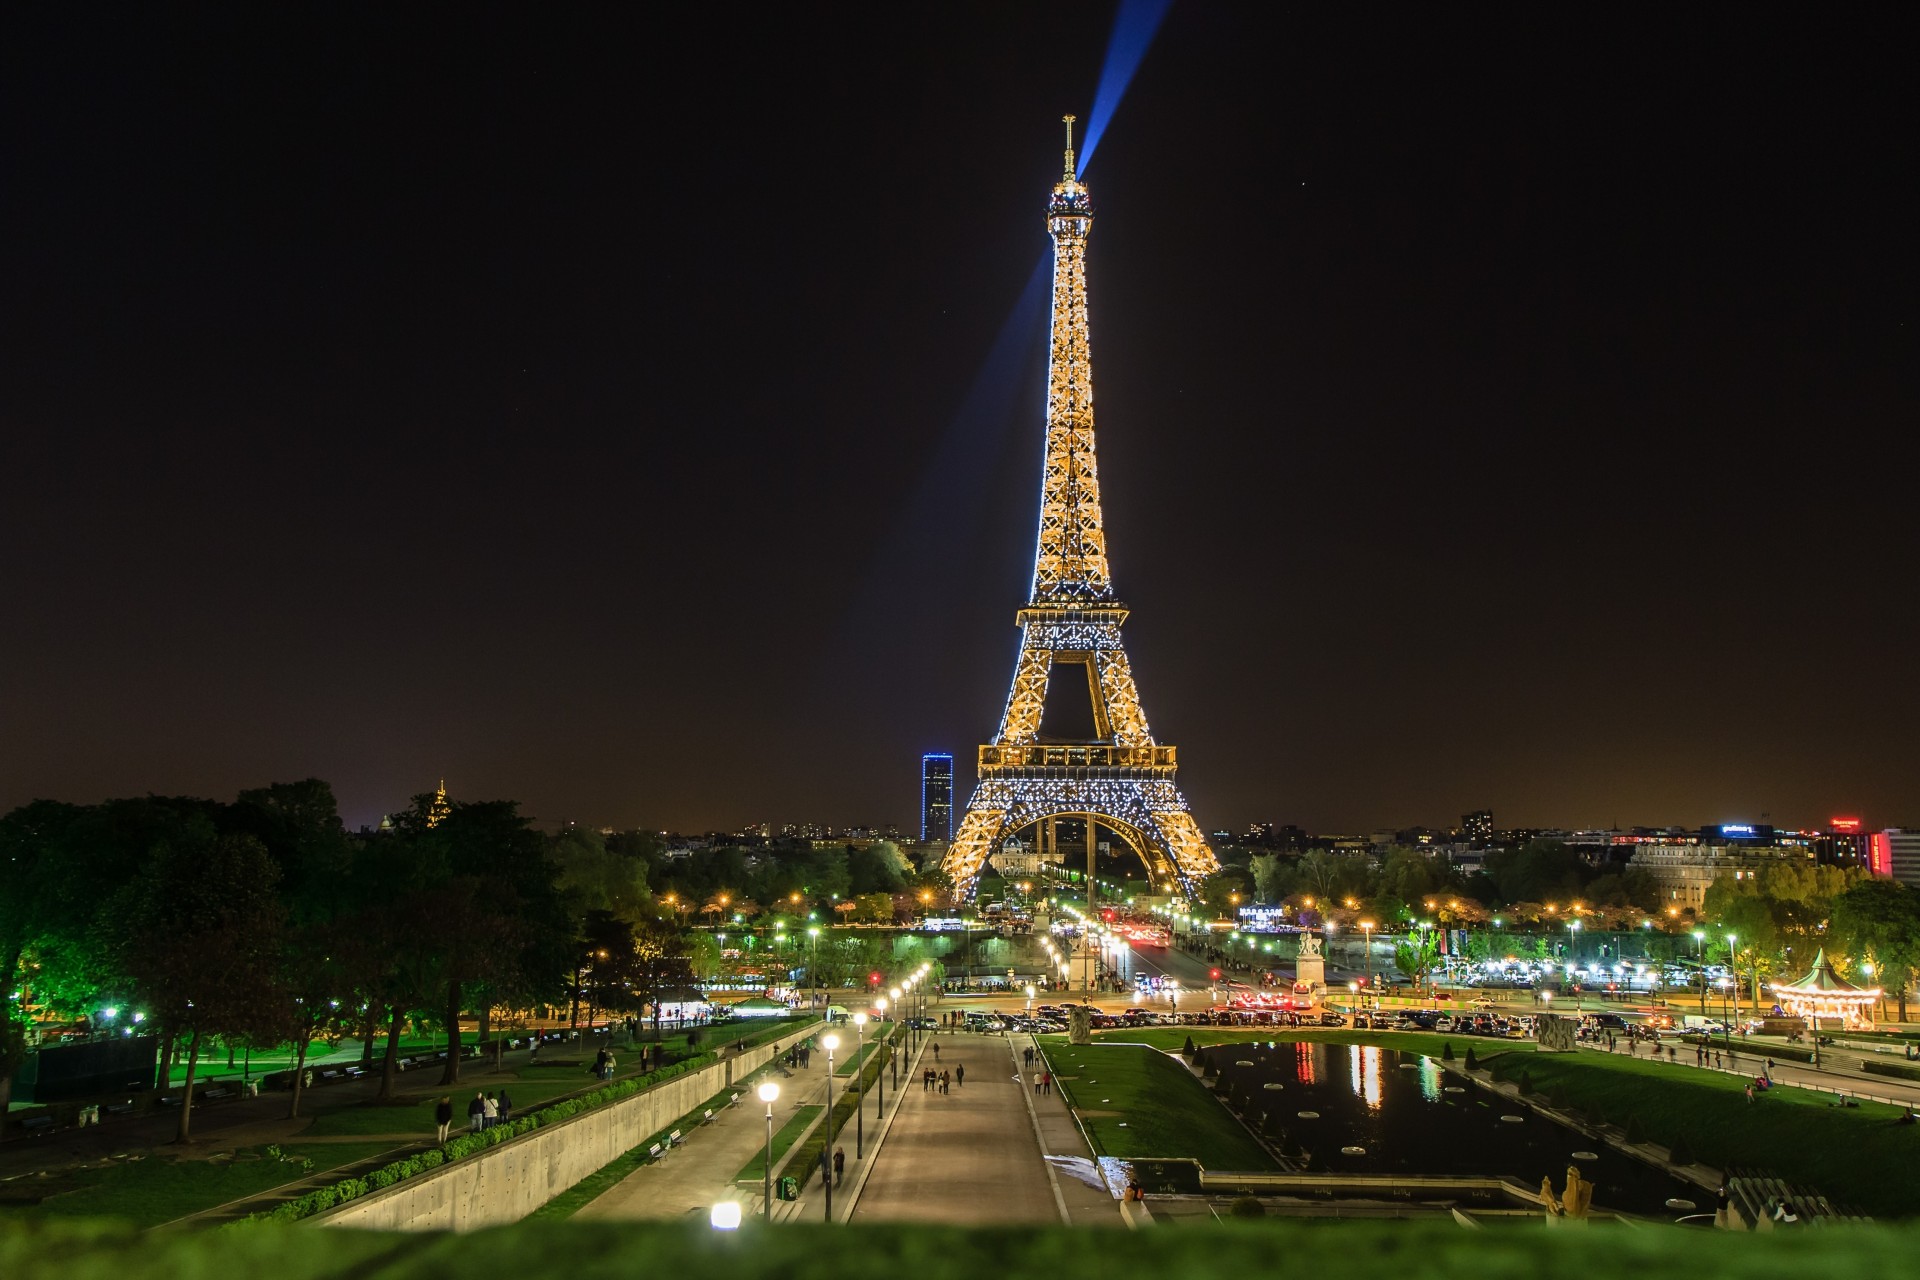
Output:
[
  {"xmin": 870, "ymin": 972, "xmax": 881, "ymax": 985},
  {"xmin": 1209, "ymin": 968, "xmax": 1221, "ymax": 980}
]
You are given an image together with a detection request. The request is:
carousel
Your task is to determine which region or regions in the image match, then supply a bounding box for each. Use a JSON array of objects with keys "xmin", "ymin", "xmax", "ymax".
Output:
[{"xmin": 1767, "ymin": 948, "xmax": 1881, "ymax": 1031}]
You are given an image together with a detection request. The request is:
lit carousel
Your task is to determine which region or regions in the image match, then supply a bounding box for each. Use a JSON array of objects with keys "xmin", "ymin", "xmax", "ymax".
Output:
[{"xmin": 1767, "ymin": 949, "xmax": 1881, "ymax": 1031}]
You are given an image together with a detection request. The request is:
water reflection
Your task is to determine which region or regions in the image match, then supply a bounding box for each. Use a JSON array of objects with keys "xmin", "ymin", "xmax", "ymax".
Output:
[
  {"xmin": 1418, "ymin": 1056, "xmax": 1443, "ymax": 1102},
  {"xmin": 1294, "ymin": 1040, "xmax": 1316, "ymax": 1085},
  {"xmin": 1348, "ymin": 1045, "xmax": 1384, "ymax": 1112}
]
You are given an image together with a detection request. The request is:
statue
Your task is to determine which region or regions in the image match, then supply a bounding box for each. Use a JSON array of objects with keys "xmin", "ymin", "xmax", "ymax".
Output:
[
  {"xmin": 1542, "ymin": 1165, "xmax": 1593, "ymax": 1224},
  {"xmin": 1068, "ymin": 1004, "xmax": 1094, "ymax": 1045},
  {"xmin": 1298, "ymin": 932, "xmax": 1324, "ymax": 960}
]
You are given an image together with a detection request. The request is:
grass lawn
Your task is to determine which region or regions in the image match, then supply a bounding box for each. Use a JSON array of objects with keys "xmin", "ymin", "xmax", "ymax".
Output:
[
  {"xmin": 734, "ymin": 1105, "xmax": 823, "ymax": 1183},
  {"xmin": 525, "ymin": 1089, "xmax": 735, "ymax": 1221},
  {"xmin": 832, "ymin": 1028, "xmax": 896, "ymax": 1076},
  {"xmin": 0, "ymin": 1141, "xmax": 399, "ymax": 1228},
  {"xmin": 1041, "ymin": 1041, "xmax": 1275, "ymax": 1171},
  {"xmin": 1484, "ymin": 1050, "xmax": 1920, "ymax": 1217}
]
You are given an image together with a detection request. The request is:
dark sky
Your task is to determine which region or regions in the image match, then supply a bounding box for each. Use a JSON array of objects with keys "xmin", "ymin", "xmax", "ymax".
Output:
[{"xmin": 4, "ymin": 6, "xmax": 1915, "ymax": 836}]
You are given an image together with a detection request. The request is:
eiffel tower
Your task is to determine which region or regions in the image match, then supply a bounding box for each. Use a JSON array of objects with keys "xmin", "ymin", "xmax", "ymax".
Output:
[{"xmin": 940, "ymin": 118, "xmax": 1220, "ymax": 900}]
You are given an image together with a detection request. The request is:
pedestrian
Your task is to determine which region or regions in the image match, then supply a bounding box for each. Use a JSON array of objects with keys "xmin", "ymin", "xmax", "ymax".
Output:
[
  {"xmin": 603, "ymin": 1051, "xmax": 617, "ymax": 1082},
  {"xmin": 1745, "ymin": 1082, "xmax": 1755, "ymax": 1103},
  {"xmin": 468, "ymin": 1091, "xmax": 485, "ymax": 1133},
  {"xmin": 1023, "ymin": 1046, "xmax": 1034, "ymax": 1067},
  {"xmin": 933, "ymin": 1042, "xmax": 940, "ymax": 1063},
  {"xmin": 832, "ymin": 1147, "xmax": 845, "ymax": 1184},
  {"xmin": 1040, "ymin": 1070, "xmax": 1051, "ymax": 1096},
  {"xmin": 498, "ymin": 1089, "xmax": 513, "ymax": 1125},
  {"xmin": 923, "ymin": 1067, "xmax": 933, "ymax": 1091},
  {"xmin": 482, "ymin": 1091, "xmax": 498, "ymax": 1129},
  {"xmin": 435, "ymin": 1096, "xmax": 454, "ymax": 1144},
  {"xmin": 955, "ymin": 1063, "xmax": 965, "ymax": 1087},
  {"xmin": 529, "ymin": 1035, "xmax": 541, "ymax": 1063},
  {"xmin": 592, "ymin": 1047, "xmax": 608, "ymax": 1078},
  {"xmin": 1764, "ymin": 1058, "xmax": 1775, "ymax": 1082},
  {"xmin": 940, "ymin": 1070, "xmax": 950, "ymax": 1094}
]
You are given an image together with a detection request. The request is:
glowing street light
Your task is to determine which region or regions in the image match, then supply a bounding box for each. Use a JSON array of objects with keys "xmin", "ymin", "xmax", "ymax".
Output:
[{"xmin": 820, "ymin": 1033, "xmax": 841, "ymax": 1222}]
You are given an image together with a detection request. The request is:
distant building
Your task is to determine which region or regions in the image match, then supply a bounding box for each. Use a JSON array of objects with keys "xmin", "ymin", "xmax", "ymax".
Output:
[
  {"xmin": 920, "ymin": 753, "xmax": 954, "ymax": 843},
  {"xmin": 1815, "ymin": 817, "xmax": 1870, "ymax": 870},
  {"xmin": 1876, "ymin": 829, "xmax": 1920, "ymax": 886},
  {"xmin": 1628, "ymin": 842, "xmax": 1812, "ymax": 911},
  {"xmin": 1462, "ymin": 809, "xmax": 1494, "ymax": 842}
]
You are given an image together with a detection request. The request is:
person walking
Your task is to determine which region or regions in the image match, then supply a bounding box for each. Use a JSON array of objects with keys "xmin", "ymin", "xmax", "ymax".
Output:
[
  {"xmin": 467, "ymin": 1091, "xmax": 485, "ymax": 1134},
  {"xmin": 955, "ymin": 1062, "xmax": 965, "ymax": 1088},
  {"xmin": 1023, "ymin": 1046, "xmax": 1034, "ymax": 1067},
  {"xmin": 498, "ymin": 1089, "xmax": 513, "ymax": 1125},
  {"xmin": 592, "ymin": 1047, "xmax": 608, "ymax": 1078},
  {"xmin": 435, "ymin": 1096, "xmax": 454, "ymax": 1144},
  {"xmin": 939, "ymin": 1069, "xmax": 950, "ymax": 1094},
  {"xmin": 932, "ymin": 1041, "xmax": 940, "ymax": 1064},
  {"xmin": 832, "ymin": 1147, "xmax": 846, "ymax": 1185},
  {"xmin": 602, "ymin": 1051, "xmax": 617, "ymax": 1082},
  {"xmin": 482, "ymin": 1091, "xmax": 499, "ymax": 1129},
  {"xmin": 1041, "ymin": 1070, "xmax": 1052, "ymax": 1096}
]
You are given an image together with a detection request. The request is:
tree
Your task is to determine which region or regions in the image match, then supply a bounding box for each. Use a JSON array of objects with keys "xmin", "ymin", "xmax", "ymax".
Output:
[
  {"xmin": 1249, "ymin": 854, "xmax": 1287, "ymax": 904},
  {"xmin": 552, "ymin": 826, "xmax": 654, "ymax": 922},
  {"xmin": 1393, "ymin": 930, "xmax": 1442, "ymax": 993},
  {"xmin": 1831, "ymin": 879, "xmax": 1920, "ymax": 1021},
  {"xmin": 1200, "ymin": 870, "xmax": 1250, "ymax": 917},
  {"xmin": 1483, "ymin": 840, "xmax": 1588, "ymax": 905},
  {"xmin": 110, "ymin": 833, "xmax": 289, "ymax": 1142}
]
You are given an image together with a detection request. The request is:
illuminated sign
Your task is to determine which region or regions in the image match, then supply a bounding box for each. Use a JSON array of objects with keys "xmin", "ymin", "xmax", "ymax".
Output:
[
  {"xmin": 1721, "ymin": 824, "xmax": 1756, "ymax": 837},
  {"xmin": 1870, "ymin": 833, "xmax": 1893, "ymax": 877},
  {"xmin": 1831, "ymin": 817, "xmax": 1863, "ymax": 833}
]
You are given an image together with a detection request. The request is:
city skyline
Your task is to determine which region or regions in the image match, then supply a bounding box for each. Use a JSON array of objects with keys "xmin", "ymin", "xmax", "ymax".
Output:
[{"xmin": 5, "ymin": 8, "xmax": 1914, "ymax": 836}]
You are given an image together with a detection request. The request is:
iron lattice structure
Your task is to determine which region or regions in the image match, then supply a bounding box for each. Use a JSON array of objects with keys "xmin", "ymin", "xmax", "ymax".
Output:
[{"xmin": 940, "ymin": 120, "xmax": 1219, "ymax": 900}]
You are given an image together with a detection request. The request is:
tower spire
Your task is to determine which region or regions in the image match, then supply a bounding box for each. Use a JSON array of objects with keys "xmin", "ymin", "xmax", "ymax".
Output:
[{"xmin": 1062, "ymin": 113, "xmax": 1078, "ymax": 180}]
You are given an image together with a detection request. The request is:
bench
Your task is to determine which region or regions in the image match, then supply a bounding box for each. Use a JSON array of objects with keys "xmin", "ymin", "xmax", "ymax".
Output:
[
  {"xmin": 20, "ymin": 1116, "xmax": 55, "ymax": 1134},
  {"xmin": 398, "ymin": 1057, "xmax": 415, "ymax": 1069},
  {"xmin": 648, "ymin": 1142, "xmax": 665, "ymax": 1161},
  {"xmin": 344, "ymin": 1066, "xmax": 367, "ymax": 1079},
  {"xmin": 203, "ymin": 1087, "xmax": 236, "ymax": 1101},
  {"xmin": 319, "ymin": 1070, "xmax": 344, "ymax": 1084},
  {"xmin": 701, "ymin": 1109, "xmax": 716, "ymax": 1125},
  {"xmin": 102, "ymin": 1103, "xmax": 136, "ymax": 1118},
  {"xmin": 668, "ymin": 1129, "xmax": 683, "ymax": 1147},
  {"xmin": 156, "ymin": 1095, "xmax": 183, "ymax": 1108}
]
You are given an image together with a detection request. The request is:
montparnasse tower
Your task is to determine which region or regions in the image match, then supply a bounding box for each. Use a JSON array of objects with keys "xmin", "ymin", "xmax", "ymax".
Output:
[{"xmin": 940, "ymin": 118, "xmax": 1219, "ymax": 901}]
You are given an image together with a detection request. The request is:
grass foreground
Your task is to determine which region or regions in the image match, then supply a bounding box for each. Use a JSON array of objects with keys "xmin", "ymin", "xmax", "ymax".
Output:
[{"xmin": 10, "ymin": 1218, "xmax": 1920, "ymax": 1278}]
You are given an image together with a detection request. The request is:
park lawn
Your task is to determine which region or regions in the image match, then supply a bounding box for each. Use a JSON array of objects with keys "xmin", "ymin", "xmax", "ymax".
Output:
[
  {"xmin": 1484, "ymin": 1050, "xmax": 1920, "ymax": 1218},
  {"xmin": 734, "ymin": 1105, "xmax": 823, "ymax": 1183},
  {"xmin": 1041, "ymin": 1041, "xmax": 1275, "ymax": 1171},
  {"xmin": 297, "ymin": 1068, "xmax": 619, "ymax": 1138},
  {"xmin": 832, "ymin": 1027, "xmax": 897, "ymax": 1076},
  {"xmin": 3, "ymin": 1141, "xmax": 398, "ymax": 1228},
  {"xmin": 1097, "ymin": 1025, "xmax": 1537, "ymax": 1064}
]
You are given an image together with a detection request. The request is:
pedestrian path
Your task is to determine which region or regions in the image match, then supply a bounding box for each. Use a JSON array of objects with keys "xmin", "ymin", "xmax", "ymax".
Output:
[
  {"xmin": 578, "ymin": 1053, "xmax": 833, "ymax": 1221},
  {"xmin": 849, "ymin": 1031, "xmax": 1124, "ymax": 1227}
]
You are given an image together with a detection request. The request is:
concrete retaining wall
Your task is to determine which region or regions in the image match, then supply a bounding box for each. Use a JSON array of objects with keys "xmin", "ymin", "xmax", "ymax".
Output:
[{"xmin": 316, "ymin": 1021, "xmax": 822, "ymax": 1231}]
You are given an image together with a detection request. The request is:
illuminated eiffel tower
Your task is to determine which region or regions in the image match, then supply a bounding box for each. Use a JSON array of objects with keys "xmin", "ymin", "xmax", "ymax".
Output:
[{"xmin": 940, "ymin": 118, "xmax": 1219, "ymax": 900}]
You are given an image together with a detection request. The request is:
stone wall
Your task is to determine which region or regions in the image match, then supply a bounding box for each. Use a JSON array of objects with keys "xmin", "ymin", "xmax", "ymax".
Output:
[{"xmin": 314, "ymin": 1021, "xmax": 821, "ymax": 1232}]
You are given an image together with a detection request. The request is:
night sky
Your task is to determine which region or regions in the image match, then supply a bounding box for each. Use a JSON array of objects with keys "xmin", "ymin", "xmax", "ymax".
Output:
[{"xmin": 5, "ymin": 6, "xmax": 1915, "ymax": 836}]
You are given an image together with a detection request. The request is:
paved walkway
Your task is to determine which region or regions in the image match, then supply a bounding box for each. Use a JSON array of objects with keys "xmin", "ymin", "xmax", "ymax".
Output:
[
  {"xmin": 850, "ymin": 1031, "xmax": 1124, "ymax": 1227},
  {"xmin": 576, "ymin": 1050, "xmax": 840, "ymax": 1222}
]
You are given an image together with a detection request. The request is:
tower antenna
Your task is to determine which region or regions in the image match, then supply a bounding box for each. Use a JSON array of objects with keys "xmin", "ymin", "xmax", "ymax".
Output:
[{"xmin": 1062, "ymin": 114, "xmax": 1078, "ymax": 180}]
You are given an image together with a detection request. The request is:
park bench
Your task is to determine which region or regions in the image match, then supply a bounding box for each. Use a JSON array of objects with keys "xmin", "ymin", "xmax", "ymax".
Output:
[
  {"xmin": 102, "ymin": 1102, "xmax": 136, "ymax": 1118},
  {"xmin": 667, "ymin": 1128, "xmax": 683, "ymax": 1147},
  {"xmin": 701, "ymin": 1109, "xmax": 716, "ymax": 1125},
  {"xmin": 156, "ymin": 1095, "xmax": 183, "ymax": 1108},
  {"xmin": 318, "ymin": 1070, "xmax": 344, "ymax": 1084},
  {"xmin": 344, "ymin": 1065, "xmax": 367, "ymax": 1079},
  {"xmin": 203, "ymin": 1087, "xmax": 236, "ymax": 1101},
  {"xmin": 19, "ymin": 1116, "xmax": 55, "ymax": 1135},
  {"xmin": 647, "ymin": 1142, "xmax": 665, "ymax": 1161}
]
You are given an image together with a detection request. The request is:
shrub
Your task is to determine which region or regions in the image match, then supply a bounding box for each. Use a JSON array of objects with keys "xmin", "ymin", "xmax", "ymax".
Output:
[
  {"xmin": 1183, "ymin": 1037, "xmax": 1197, "ymax": 1058},
  {"xmin": 1229, "ymin": 1195, "xmax": 1265, "ymax": 1218},
  {"xmin": 1624, "ymin": 1113, "xmax": 1643, "ymax": 1144},
  {"xmin": 1441, "ymin": 1042, "xmax": 1455, "ymax": 1062},
  {"xmin": 1463, "ymin": 1047, "xmax": 1478, "ymax": 1070},
  {"xmin": 1668, "ymin": 1134, "xmax": 1695, "ymax": 1166},
  {"xmin": 1517, "ymin": 1068, "xmax": 1533, "ymax": 1094}
]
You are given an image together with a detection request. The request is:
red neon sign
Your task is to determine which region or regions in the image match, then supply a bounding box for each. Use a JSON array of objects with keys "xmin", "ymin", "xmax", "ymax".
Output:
[
  {"xmin": 1870, "ymin": 832, "xmax": 1893, "ymax": 877},
  {"xmin": 1831, "ymin": 816, "xmax": 1862, "ymax": 833}
]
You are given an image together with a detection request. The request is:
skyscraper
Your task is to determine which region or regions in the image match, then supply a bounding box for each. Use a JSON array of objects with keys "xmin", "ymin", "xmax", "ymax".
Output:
[
  {"xmin": 1462, "ymin": 809, "xmax": 1494, "ymax": 842},
  {"xmin": 921, "ymin": 753, "xmax": 954, "ymax": 843}
]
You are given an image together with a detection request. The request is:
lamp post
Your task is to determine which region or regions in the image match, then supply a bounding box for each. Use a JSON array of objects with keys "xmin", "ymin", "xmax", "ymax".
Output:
[
  {"xmin": 1360, "ymin": 920, "xmax": 1375, "ymax": 999},
  {"xmin": 757, "ymin": 1080, "xmax": 780, "ymax": 1219},
  {"xmin": 820, "ymin": 1032, "xmax": 839, "ymax": 1221},
  {"xmin": 872, "ymin": 999, "xmax": 888, "ymax": 1118},
  {"xmin": 852, "ymin": 1012, "xmax": 867, "ymax": 1160}
]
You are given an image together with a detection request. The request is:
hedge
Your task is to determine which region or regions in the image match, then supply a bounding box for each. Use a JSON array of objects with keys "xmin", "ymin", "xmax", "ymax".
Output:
[{"xmin": 787, "ymin": 1025, "xmax": 898, "ymax": 1193}]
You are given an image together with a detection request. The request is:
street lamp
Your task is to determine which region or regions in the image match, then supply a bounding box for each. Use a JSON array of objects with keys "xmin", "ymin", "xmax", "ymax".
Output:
[
  {"xmin": 1725, "ymin": 934, "xmax": 1739, "ymax": 1044},
  {"xmin": 1359, "ymin": 920, "xmax": 1375, "ymax": 995},
  {"xmin": 757, "ymin": 1080, "xmax": 780, "ymax": 1219},
  {"xmin": 1692, "ymin": 931, "xmax": 1707, "ymax": 1017},
  {"xmin": 873, "ymin": 999, "xmax": 889, "ymax": 1113},
  {"xmin": 820, "ymin": 1032, "xmax": 840, "ymax": 1222}
]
